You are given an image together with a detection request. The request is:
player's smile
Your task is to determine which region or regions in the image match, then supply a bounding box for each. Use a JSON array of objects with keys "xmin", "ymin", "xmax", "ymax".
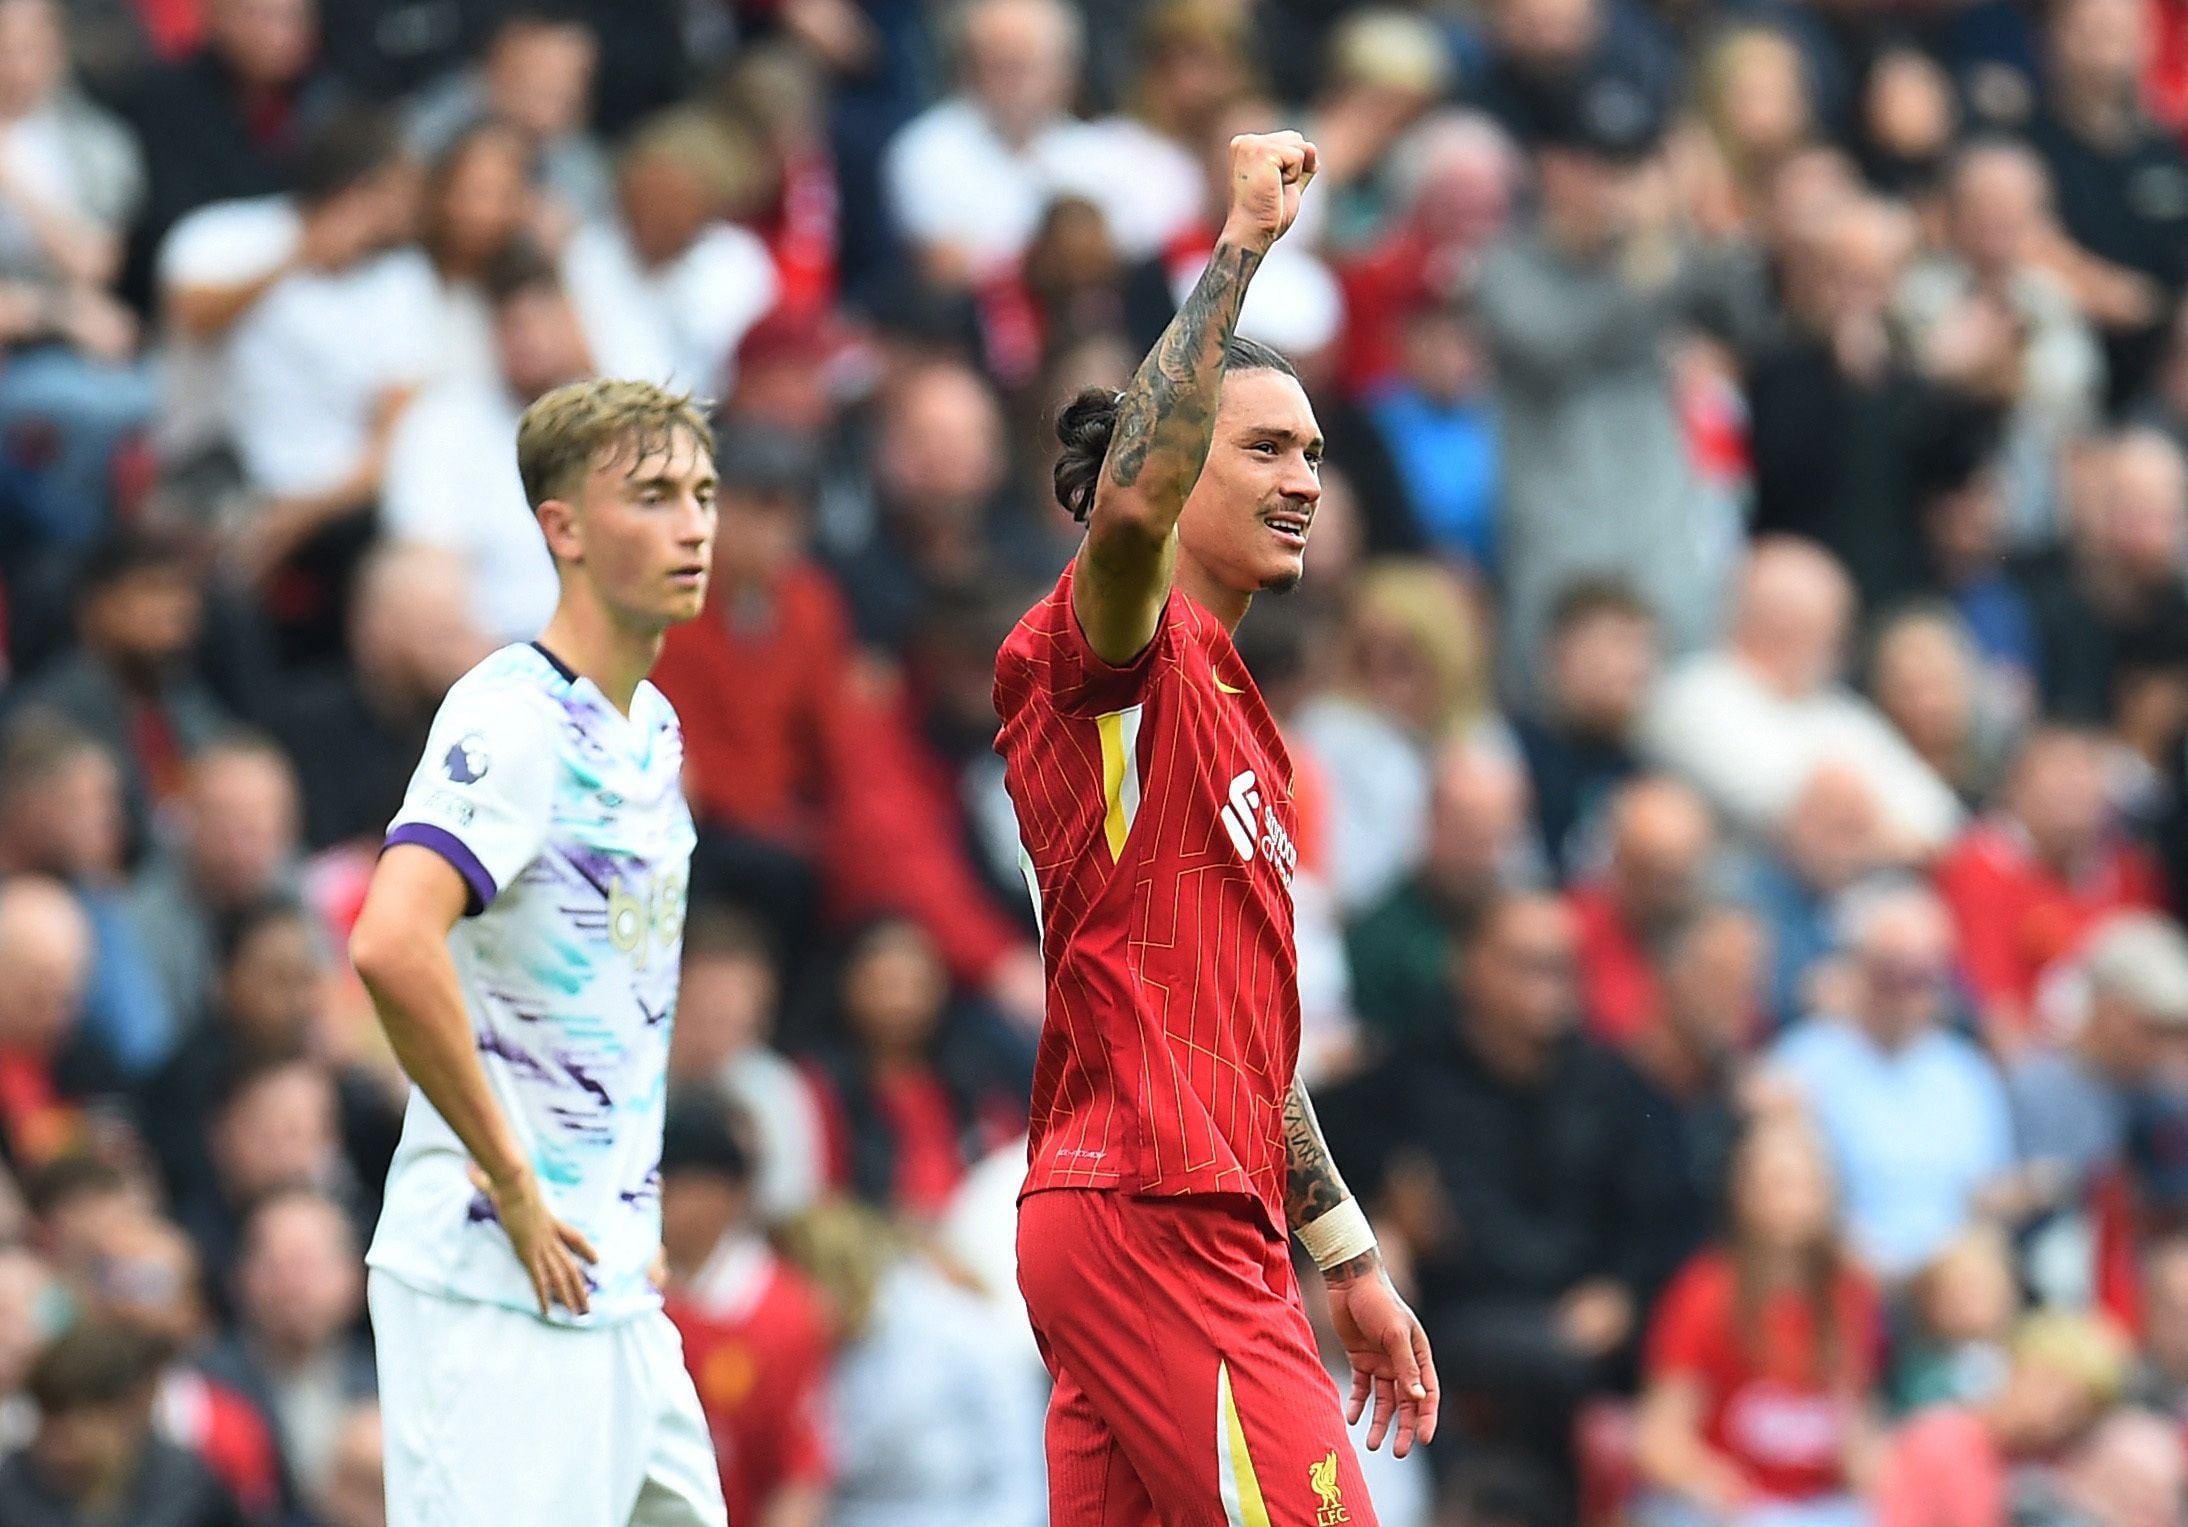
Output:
[{"xmin": 1262, "ymin": 505, "xmax": 1312, "ymax": 552}]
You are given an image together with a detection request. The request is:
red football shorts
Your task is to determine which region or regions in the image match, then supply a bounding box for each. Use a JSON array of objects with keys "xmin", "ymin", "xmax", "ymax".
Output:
[{"xmin": 1017, "ymin": 1188, "xmax": 1378, "ymax": 1527}]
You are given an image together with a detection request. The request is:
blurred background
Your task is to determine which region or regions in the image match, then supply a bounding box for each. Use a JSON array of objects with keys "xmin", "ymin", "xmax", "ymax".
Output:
[{"xmin": 2, "ymin": 0, "xmax": 2188, "ymax": 1522}]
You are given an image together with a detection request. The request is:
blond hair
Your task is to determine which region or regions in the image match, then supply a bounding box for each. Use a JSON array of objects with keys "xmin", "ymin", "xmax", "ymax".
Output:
[{"xmin": 514, "ymin": 378, "xmax": 715, "ymax": 513}]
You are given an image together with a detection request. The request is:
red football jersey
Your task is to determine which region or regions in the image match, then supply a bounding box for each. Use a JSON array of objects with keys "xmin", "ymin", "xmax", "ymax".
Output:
[{"xmin": 993, "ymin": 562, "xmax": 1302, "ymax": 1231}]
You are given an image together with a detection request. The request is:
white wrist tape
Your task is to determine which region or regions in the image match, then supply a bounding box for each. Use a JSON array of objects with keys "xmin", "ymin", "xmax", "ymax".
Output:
[{"xmin": 1297, "ymin": 1198, "xmax": 1376, "ymax": 1270}]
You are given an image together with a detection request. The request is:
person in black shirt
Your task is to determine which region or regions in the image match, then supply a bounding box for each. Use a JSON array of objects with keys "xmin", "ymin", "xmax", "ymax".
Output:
[{"xmin": 1514, "ymin": 579, "xmax": 1656, "ymax": 880}]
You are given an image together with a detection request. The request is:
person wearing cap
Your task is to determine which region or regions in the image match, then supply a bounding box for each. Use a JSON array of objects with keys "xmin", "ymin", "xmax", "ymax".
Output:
[
  {"xmin": 657, "ymin": 1087, "xmax": 835, "ymax": 1527},
  {"xmin": 1472, "ymin": 65, "xmax": 1767, "ymax": 704},
  {"xmin": 2007, "ymin": 910, "xmax": 2188, "ymax": 1203}
]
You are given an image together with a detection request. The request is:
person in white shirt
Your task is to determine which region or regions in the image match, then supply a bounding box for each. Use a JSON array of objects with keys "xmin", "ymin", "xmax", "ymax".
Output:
[
  {"xmin": 1641, "ymin": 536, "xmax": 1965, "ymax": 856},
  {"xmin": 381, "ymin": 243, "xmax": 578, "ymax": 644},
  {"xmin": 348, "ymin": 378, "xmax": 729, "ymax": 1526},
  {"xmin": 560, "ymin": 107, "xmax": 779, "ymax": 395},
  {"xmin": 883, "ymin": 0, "xmax": 1199, "ymax": 284},
  {"xmin": 414, "ymin": 120, "xmax": 538, "ymax": 388}
]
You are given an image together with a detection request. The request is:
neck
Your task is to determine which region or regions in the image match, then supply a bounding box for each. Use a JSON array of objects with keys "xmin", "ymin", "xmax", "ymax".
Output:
[
  {"xmin": 1176, "ymin": 551, "xmax": 1250, "ymax": 632},
  {"xmin": 1747, "ymin": 1243, "xmax": 1811, "ymax": 1289},
  {"xmin": 536, "ymin": 594, "xmax": 660, "ymax": 715},
  {"xmin": 2059, "ymin": 83, "xmax": 2134, "ymax": 146}
]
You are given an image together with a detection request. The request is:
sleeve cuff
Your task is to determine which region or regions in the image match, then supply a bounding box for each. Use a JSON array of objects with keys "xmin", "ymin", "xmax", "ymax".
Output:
[{"xmin": 383, "ymin": 823, "xmax": 498, "ymax": 916}]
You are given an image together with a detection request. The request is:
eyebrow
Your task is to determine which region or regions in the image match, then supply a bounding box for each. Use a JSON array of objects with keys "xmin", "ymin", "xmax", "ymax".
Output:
[
  {"xmin": 625, "ymin": 470, "xmax": 718, "ymax": 494},
  {"xmin": 1247, "ymin": 426, "xmax": 1326, "ymax": 453}
]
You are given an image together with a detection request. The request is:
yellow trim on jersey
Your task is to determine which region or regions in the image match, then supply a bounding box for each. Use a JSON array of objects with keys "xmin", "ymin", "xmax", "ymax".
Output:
[
  {"xmin": 1216, "ymin": 1361, "xmax": 1271, "ymax": 1527},
  {"xmin": 1095, "ymin": 705, "xmax": 1143, "ymax": 860}
]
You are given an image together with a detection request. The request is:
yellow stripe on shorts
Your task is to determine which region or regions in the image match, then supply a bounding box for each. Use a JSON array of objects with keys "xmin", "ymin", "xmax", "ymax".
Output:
[{"xmin": 1215, "ymin": 1360, "xmax": 1270, "ymax": 1527}]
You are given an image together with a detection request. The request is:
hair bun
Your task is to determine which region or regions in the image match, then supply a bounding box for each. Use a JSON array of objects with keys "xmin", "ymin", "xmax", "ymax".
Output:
[{"xmin": 1053, "ymin": 389, "xmax": 1122, "ymax": 523}]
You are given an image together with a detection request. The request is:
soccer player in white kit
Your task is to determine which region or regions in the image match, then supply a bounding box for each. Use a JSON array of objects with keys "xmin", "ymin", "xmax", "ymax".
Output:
[{"xmin": 348, "ymin": 379, "xmax": 730, "ymax": 1526}]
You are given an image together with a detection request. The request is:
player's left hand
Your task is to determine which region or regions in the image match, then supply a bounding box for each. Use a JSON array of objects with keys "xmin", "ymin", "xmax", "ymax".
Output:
[{"xmin": 1327, "ymin": 1263, "xmax": 1438, "ymax": 1457}]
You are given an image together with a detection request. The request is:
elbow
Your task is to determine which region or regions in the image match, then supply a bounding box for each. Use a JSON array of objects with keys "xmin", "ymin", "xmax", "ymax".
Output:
[{"xmin": 347, "ymin": 909, "xmax": 410, "ymax": 995}]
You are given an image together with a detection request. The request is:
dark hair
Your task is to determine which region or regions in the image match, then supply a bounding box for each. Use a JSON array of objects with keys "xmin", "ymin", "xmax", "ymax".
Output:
[
  {"xmin": 22, "ymin": 1153, "xmax": 127, "ymax": 1222},
  {"xmin": 215, "ymin": 895, "xmax": 317, "ymax": 974},
  {"xmin": 1548, "ymin": 576, "xmax": 1654, "ymax": 637},
  {"xmin": 74, "ymin": 526, "xmax": 193, "ymax": 604},
  {"xmin": 483, "ymin": 236, "xmax": 562, "ymax": 306},
  {"xmin": 682, "ymin": 903, "xmax": 777, "ymax": 968},
  {"xmin": 291, "ymin": 108, "xmax": 405, "ymax": 209},
  {"xmin": 0, "ymin": 709, "xmax": 106, "ymax": 802},
  {"xmin": 27, "ymin": 1319, "xmax": 160, "ymax": 1415},
  {"xmin": 1052, "ymin": 335, "xmax": 1300, "ymax": 523}
]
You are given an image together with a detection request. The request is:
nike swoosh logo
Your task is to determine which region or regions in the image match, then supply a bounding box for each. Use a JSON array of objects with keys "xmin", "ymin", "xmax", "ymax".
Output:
[{"xmin": 1215, "ymin": 678, "xmax": 1246, "ymax": 695}]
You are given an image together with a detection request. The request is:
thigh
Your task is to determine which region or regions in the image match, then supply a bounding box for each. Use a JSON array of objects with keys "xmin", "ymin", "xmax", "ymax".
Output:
[
  {"xmin": 626, "ymin": 1312, "xmax": 730, "ymax": 1527},
  {"xmin": 369, "ymin": 1271, "xmax": 626, "ymax": 1527},
  {"xmin": 1036, "ymin": 1328, "xmax": 1159, "ymax": 1527},
  {"xmin": 1019, "ymin": 1191, "xmax": 1378, "ymax": 1527}
]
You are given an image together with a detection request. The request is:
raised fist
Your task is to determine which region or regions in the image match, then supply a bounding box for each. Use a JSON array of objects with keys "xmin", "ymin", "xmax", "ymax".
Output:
[{"xmin": 1221, "ymin": 130, "xmax": 1317, "ymax": 255}]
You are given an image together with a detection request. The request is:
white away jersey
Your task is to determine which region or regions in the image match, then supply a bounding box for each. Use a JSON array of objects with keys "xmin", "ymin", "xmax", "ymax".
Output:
[{"xmin": 367, "ymin": 642, "xmax": 695, "ymax": 1326}]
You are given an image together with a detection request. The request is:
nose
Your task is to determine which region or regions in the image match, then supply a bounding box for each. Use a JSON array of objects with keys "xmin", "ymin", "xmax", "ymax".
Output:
[
  {"xmin": 1282, "ymin": 455, "xmax": 1323, "ymax": 505},
  {"xmin": 676, "ymin": 492, "xmax": 715, "ymax": 547}
]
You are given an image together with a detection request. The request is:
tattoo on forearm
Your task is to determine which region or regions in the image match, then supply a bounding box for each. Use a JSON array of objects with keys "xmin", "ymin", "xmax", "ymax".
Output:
[
  {"xmin": 1107, "ymin": 242, "xmax": 1262, "ymax": 498},
  {"xmin": 1321, "ymin": 1248, "xmax": 1380, "ymax": 1287},
  {"xmin": 1282, "ymin": 1074, "xmax": 1350, "ymax": 1229}
]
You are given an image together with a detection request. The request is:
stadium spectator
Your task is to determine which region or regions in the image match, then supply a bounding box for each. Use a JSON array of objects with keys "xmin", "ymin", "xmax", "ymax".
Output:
[
  {"xmin": 0, "ymin": 876, "xmax": 117, "ymax": 1174},
  {"xmin": 1641, "ymin": 537, "xmax": 1964, "ymax": 856},
  {"xmin": 378, "ymin": 242, "xmax": 580, "ymax": 644},
  {"xmin": 409, "ymin": 121, "xmax": 537, "ymax": 387},
  {"xmin": 308, "ymin": 1401, "xmax": 382, "ymax": 1527},
  {"xmin": 14, "ymin": 528, "xmax": 231, "ymax": 858},
  {"xmin": 1632, "ymin": 1118, "xmax": 1883, "ymax": 1526},
  {"xmin": 1864, "ymin": 604, "xmax": 2012, "ymax": 810},
  {"xmin": 1742, "ymin": 765, "xmax": 1895, "ymax": 1031},
  {"xmin": 200, "ymin": 1187, "xmax": 373, "ymax": 1511},
  {"xmin": 1889, "ymin": 1226, "xmax": 2020, "ymax": 1416},
  {"xmin": 1896, "ymin": 139, "xmax": 2105, "ymax": 546},
  {"xmin": 1769, "ymin": 880, "xmax": 2016, "ymax": 1282},
  {"xmin": 1474, "ymin": 65, "xmax": 1760, "ymax": 691},
  {"xmin": 0, "ymin": 1318, "xmax": 247, "ymax": 1527},
  {"xmin": 1688, "ymin": 24, "xmax": 1817, "ymax": 225},
  {"xmin": 2128, "ymin": 1234, "xmax": 2188, "ymax": 1423},
  {"xmin": 557, "ymin": 106, "xmax": 780, "ymax": 395},
  {"xmin": 1327, "ymin": 892, "xmax": 1683, "ymax": 1493},
  {"xmin": 658, "ymin": 1087, "xmax": 833, "ymax": 1527},
  {"xmin": 1913, "ymin": 410, "xmax": 2040, "ymax": 697},
  {"xmin": 1566, "ymin": 774, "xmax": 1717, "ymax": 1047},
  {"xmin": 1876, "ymin": 1311, "xmax": 2135, "ymax": 1526},
  {"xmin": 0, "ymin": 0, "xmax": 154, "ymax": 553},
  {"xmin": 114, "ymin": 0, "xmax": 332, "ymax": 312},
  {"xmin": 186, "ymin": 1057, "xmax": 362, "ymax": 1281},
  {"xmin": 1513, "ymin": 579, "xmax": 1656, "ymax": 879},
  {"xmin": 666, "ymin": 908, "xmax": 827, "ymax": 1226},
  {"xmin": 125, "ymin": 734, "xmax": 303, "ymax": 1033},
  {"xmin": 1344, "ymin": 735, "xmax": 1533, "ymax": 1043},
  {"xmin": 778, "ymin": 1198, "xmax": 1045, "ymax": 1527},
  {"xmin": 1360, "ymin": 294, "xmax": 1497, "ymax": 569}
]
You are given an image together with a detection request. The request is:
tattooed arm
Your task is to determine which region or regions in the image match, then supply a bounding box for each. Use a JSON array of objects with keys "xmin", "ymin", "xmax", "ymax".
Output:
[
  {"xmin": 1285, "ymin": 1070, "xmax": 1443, "ymax": 1456},
  {"xmin": 1072, "ymin": 130, "xmax": 1314, "ymax": 665}
]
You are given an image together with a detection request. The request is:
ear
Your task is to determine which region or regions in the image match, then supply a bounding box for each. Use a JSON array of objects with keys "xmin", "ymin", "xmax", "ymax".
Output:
[{"xmin": 536, "ymin": 497, "xmax": 583, "ymax": 565}]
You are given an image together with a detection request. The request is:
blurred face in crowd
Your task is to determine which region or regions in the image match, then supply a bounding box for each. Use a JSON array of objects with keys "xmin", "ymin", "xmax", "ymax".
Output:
[
  {"xmin": 1948, "ymin": 145, "xmax": 2050, "ymax": 280},
  {"xmin": 214, "ymin": 1062, "xmax": 340, "ymax": 1206},
  {"xmin": 2008, "ymin": 729, "xmax": 2111, "ymax": 871},
  {"xmin": 84, "ymin": 1214, "xmax": 201, "ymax": 1348},
  {"xmin": 1849, "ymin": 889, "xmax": 1955, "ymax": 1046},
  {"xmin": 1536, "ymin": 146, "xmax": 1642, "ymax": 254},
  {"xmin": 1871, "ymin": 615, "xmax": 1976, "ymax": 771},
  {"xmin": 350, "ymin": 546, "xmax": 493, "ymax": 712},
  {"xmin": 186, "ymin": 748, "xmax": 299, "ymax": 909},
  {"xmin": 879, "ymin": 363, "xmax": 1010, "ymax": 534},
  {"xmin": 1606, "ymin": 778, "xmax": 1714, "ymax": 933},
  {"xmin": 1709, "ymin": 29, "xmax": 1811, "ymax": 169},
  {"xmin": 842, "ymin": 920, "xmax": 948, "ymax": 1061},
  {"xmin": 618, "ymin": 151, "xmax": 723, "ymax": 270},
  {"xmin": 1549, "ymin": 602, "xmax": 1659, "ymax": 738},
  {"xmin": 210, "ymin": 0, "xmax": 317, "ymax": 90},
  {"xmin": 0, "ymin": 880, "xmax": 91, "ymax": 1058},
  {"xmin": 487, "ymin": 18, "xmax": 597, "ymax": 142},
  {"xmin": 1406, "ymin": 116, "xmax": 1515, "ymax": 248},
  {"xmin": 1733, "ymin": 540, "xmax": 1854, "ymax": 697},
  {"xmin": 2050, "ymin": 0, "xmax": 2150, "ymax": 107},
  {"xmin": 660, "ymin": 1164, "xmax": 752, "ymax": 1274},
  {"xmin": 0, "ymin": 0, "xmax": 65, "ymax": 118},
  {"xmin": 2, "ymin": 746, "xmax": 126, "ymax": 881},
  {"xmin": 1864, "ymin": 49, "xmax": 1957, "ymax": 174},
  {"xmin": 1732, "ymin": 1122, "xmax": 1836, "ymax": 1255},
  {"xmin": 1659, "ymin": 906, "xmax": 1765, "ymax": 1059},
  {"xmin": 239, "ymin": 1194, "xmax": 361, "ymax": 1360},
  {"xmin": 1925, "ymin": 466, "xmax": 2007, "ymax": 576},
  {"xmin": 316, "ymin": 1405, "xmax": 386, "ymax": 1527},
  {"xmin": 2100, "ymin": 433, "xmax": 2188, "ymax": 587},
  {"xmin": 1398, "ymin": 306, "xmax": 1485, "ymax": 407},
  {"xmin": 1140, "ymin": 15, "xmax": 1248, "ymax": 142},
  {"xmin": 1423, "ymin": 744, "xmax": 1529, "ymax": 907},
  {"xmin": 1780, "ymin": 765, "xmax": 1884, "ymax": 894},
  {"xmin": 540, "ymin": 426, "xmax": 720, "ymax": 632},
  {"xmin": 669, "ymin": 940, "xmax": 779, "ymax": 1081},
  {"xmin": 709, "ymin": 486, "xmax": 806, "ymax": 595},
  {"xmin": 1762, "ymin": 145, "xmax": 1860, "ymax": 260},
  {"xmin": 2143, "ymin": 1240, "xmax": 2188, "ymax": 1381},
  {"xmin": 427, "ymin": 126, "xmax": 532, "ymax": 275},
  {"xmin": 963, "ymin": 0, "xmax": 1078, "ymax": 141},
  {"xmin": 224, "ymin": 912, "xmax": 329, "ymax": 1056},
  {"xmin": 1491, "ymin": 0, "xmax": 1597, "ymax": 70},
  {"xmin": 33, "ymin": 1392, "xmax": 149, "ymax": 1505},
  {"xmin": 495, "ymin": 282, "xmax": 592, "ymax": 403},
  {"xmin": 81, "ymin": 563, "xmax": 202, "ymax": 681},
  {"xmin": 1175, "ymin": 368, "xmax": 1325, "ymax": 602},
  {"xmin": 1461, "ymin": 895, "xmax": 1579, "ymax": 1060},
  {"xmin": 1991, "ymin": 1331, "xmax": 2119, "ymax": 1456}
]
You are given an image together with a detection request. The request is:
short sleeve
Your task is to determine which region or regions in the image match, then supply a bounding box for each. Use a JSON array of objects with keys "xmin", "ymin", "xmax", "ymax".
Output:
[
  {"xmin": 384, "ymin": 679, "xmax": 556, "ymax": 915},
  {"xmin": 157, "ymin": 197, "xmax": 299, "ymax": 288},
  {"xmin": 1041, "ymin": 578, "xmax": 1184, "ymax": 718}
]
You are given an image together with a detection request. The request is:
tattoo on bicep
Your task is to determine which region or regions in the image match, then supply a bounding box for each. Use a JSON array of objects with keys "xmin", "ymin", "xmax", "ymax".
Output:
[
  {"xmin": 1107, "ymin": 243, "xmax": 1262, "ymax": 493},
  {"xmin": 1282, "ymin": 1074, "xmax": 1351, "ymax": 1230}
]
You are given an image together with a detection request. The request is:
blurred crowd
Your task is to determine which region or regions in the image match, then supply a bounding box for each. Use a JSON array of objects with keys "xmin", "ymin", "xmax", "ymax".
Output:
[{"xmin": 4, "ymin": 0, "xmax": 2188, "ymax": 1523}]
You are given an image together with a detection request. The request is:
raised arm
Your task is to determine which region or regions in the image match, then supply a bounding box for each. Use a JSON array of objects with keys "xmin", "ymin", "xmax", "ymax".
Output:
[
  {"xmin": 1070, "ymin": 131, "xmax": 1315, "ymax": 664},
  {"xmin": 1281, "ymin": 1073, "xmax": 1439, "ymax": 1456}
]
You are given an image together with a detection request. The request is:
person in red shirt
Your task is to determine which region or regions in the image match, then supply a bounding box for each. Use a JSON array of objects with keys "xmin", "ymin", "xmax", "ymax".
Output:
[
  {"xmin": 1635, "ymin": 1118, "xmax": 1884, "ymax": 1524},
  {"xmin": 1569, "ymin": 775, "xmax": 1718, "ymax": 1049},
  {"xmin": 995, "ymin": 131, "xmax": 1434, "ymax": 1527},
  {"xmin": 1934, "ymin": 724, "xmax": 2166, "ymax": 1049},
  {"xmin": 659, "ymin": 1088, "xmax": 833, "ymax": 1527}
]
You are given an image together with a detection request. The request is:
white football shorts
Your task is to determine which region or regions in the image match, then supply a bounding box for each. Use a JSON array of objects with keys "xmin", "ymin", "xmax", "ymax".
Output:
[{"xmin": 369, "ymin": 1270, "xmax": 728, "ymax": 1527}]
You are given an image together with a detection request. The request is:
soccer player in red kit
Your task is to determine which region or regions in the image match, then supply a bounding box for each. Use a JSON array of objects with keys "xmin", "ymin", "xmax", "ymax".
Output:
[{"xmin": 994, "ymin": 130, "xmax": 1438, "ymax": 1527}]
